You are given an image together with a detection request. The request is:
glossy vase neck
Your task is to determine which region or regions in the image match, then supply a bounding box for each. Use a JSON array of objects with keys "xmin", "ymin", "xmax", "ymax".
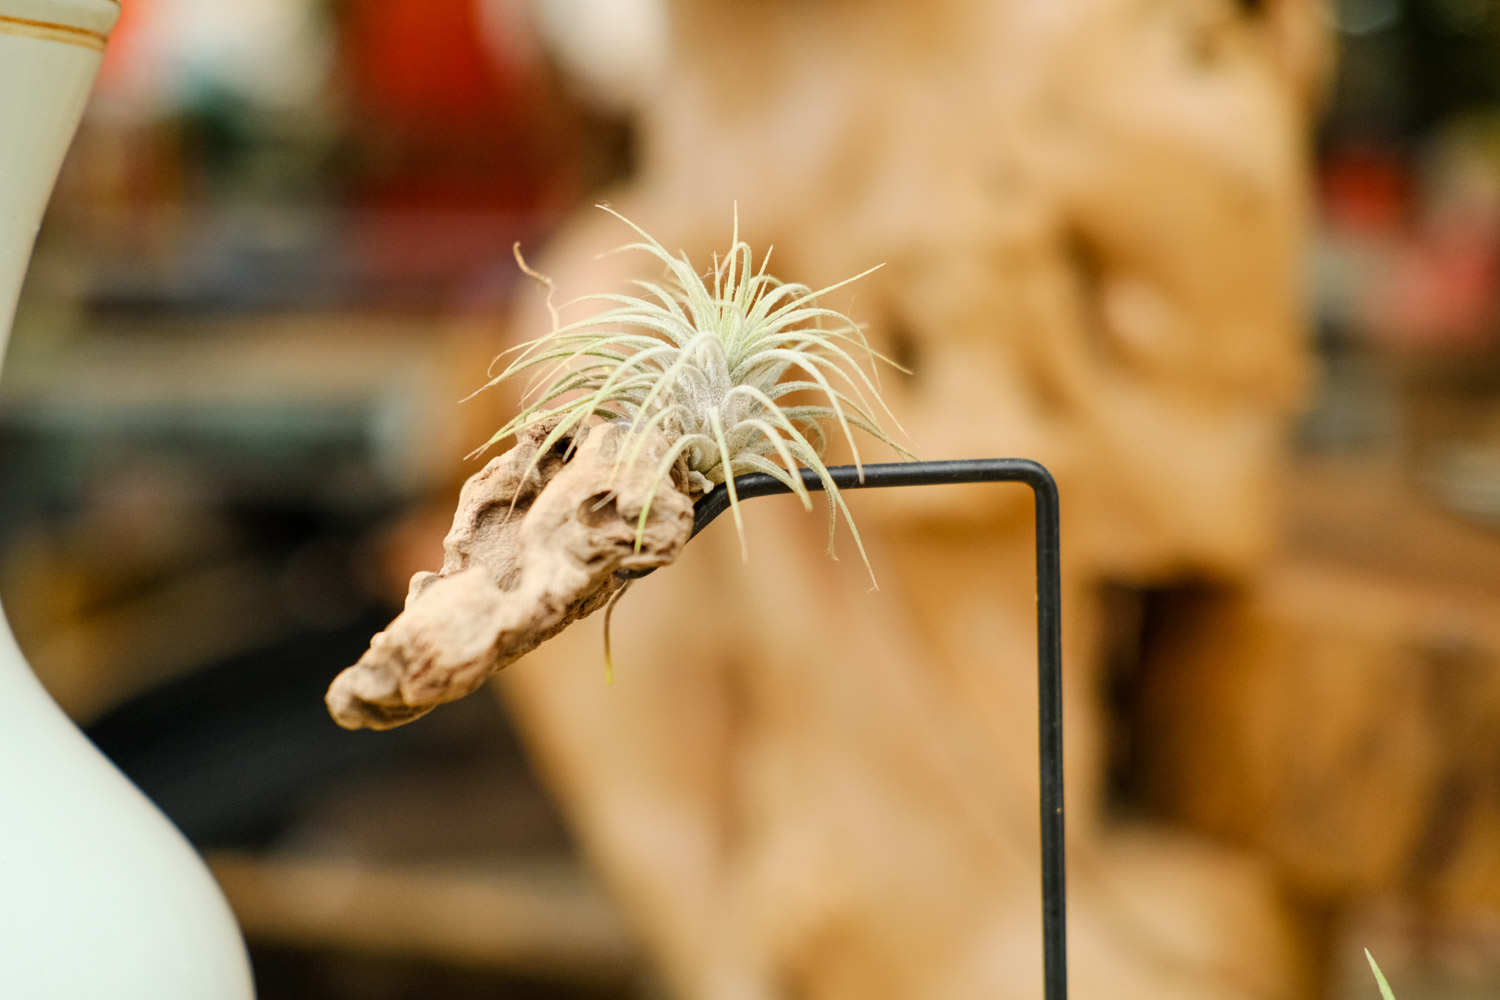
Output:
[
  {"xmin": 0, "ymin": 0, "xmax": 109, "ymax": 691},
  {"xmin": 0, "ymin": 2, "xmax": 256, "ymax": 995},
  {"xmin": 0, "ymin": 0, "xmax": 118, "ymax": 360}
]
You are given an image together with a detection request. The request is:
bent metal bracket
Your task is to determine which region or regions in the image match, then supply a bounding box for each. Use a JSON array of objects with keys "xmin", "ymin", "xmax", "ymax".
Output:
[{"xmin": 624, "ymin": 458, "xmax": 1067, "ymax": 1000}]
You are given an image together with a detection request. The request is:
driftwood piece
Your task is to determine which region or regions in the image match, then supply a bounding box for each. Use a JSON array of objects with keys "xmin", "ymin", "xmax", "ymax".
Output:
[{"xmin": 327, "ymin": 421, "xmax": 693, "ymax": 730}]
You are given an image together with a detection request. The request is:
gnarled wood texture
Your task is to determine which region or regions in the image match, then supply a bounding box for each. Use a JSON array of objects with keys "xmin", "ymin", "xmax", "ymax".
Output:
[{"xmin": 483, "ymin": 1, "xmax": 1329, "ymax": 998}]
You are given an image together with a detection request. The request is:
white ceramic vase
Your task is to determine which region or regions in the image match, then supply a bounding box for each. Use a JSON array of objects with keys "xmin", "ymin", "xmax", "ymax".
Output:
[{"xmin": 0, "ymin": 2, "xmax": 255, "ymax": 995}]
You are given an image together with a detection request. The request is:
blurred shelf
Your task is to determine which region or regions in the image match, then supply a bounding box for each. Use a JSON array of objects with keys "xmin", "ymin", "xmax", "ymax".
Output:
[
  {"xmin": 0, "ymin": 310, "xmax": 467, "ymax": 508},
  {"xmin": 1285, "ymin": 448, "xmax": 1500, "ymax": 598},
  {"xmin": 208, "ymin": 851, "xmax": 640, "ymax": 988}
]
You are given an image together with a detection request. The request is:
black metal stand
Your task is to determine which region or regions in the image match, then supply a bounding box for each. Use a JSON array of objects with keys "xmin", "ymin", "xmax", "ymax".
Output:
[{"xmin": 688, "ymin": 459, "xmax": 1067, "ymax": 1000}]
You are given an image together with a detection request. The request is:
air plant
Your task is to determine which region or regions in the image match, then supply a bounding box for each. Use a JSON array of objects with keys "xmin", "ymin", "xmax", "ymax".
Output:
[
  {"xmin": 325, "ymin": 207, "xmax": 913, "ymax": 725},
  {"xmin": 473, "ymin": 205, "xmax": 912, "ymax": 583}
]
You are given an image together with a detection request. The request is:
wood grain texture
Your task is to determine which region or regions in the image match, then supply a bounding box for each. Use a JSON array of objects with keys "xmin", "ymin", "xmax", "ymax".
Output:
[{"xmin": 487, "ymin": 1, "xmax": 1329, "ymax": 997}]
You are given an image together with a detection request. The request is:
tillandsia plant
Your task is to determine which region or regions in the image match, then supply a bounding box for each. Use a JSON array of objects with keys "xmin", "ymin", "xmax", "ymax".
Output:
[
  {"xmin": 477, "ymin": 205, "xmax": 911, "ymax": 579},
  {"xmin": 325, "ymin": 206, "xmax": 911, "ymax": 730}
]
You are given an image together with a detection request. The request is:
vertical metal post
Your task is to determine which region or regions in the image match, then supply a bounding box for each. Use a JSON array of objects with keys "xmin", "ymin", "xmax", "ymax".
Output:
[{"xmin": 1024, "ymin": 464, "xmax": 1067, "ymax": 1000}]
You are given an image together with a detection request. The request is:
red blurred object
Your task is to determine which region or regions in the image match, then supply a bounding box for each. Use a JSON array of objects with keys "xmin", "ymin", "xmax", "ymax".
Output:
[
  {"xmin": 1321, "ymin": 143, "xmax": 1500, "ymax": 353},
  {"xmin": 344, "ymin": 0, "xmax": 528, "ymax": 125},
  {"xmin": 340, "ymin": 0, "xmax": 584, "ymax": 212},
  {"xmin": 1377, "ymin": 221, "xmax": 1500, "ymax": 352},
  {"xmin": 1321, "ymin": 146, "xmax": 1412, "ymax": 235},
  {"xmin": 339, "ymin": 0, "xmax": 599, "ymax": 296},
  {"xmin": 93, "ymin": 0, "xmax": 149, "ymax": 93}
]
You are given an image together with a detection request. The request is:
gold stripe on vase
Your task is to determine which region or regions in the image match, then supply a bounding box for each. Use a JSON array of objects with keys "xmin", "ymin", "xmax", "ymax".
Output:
[{"xmin": 0, "ymin": 13, "xmax": 107, "ymax": 51}]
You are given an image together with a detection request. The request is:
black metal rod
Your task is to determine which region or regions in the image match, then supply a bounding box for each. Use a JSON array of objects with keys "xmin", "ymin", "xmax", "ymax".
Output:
[{"xmin": 684, "ymin": 459, "xmax": 1067, "ymax": 1000}]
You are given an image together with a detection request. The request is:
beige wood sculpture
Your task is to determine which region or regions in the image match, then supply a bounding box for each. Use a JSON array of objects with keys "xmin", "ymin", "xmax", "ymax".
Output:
[
  {"xmin": 336, "ymin": 0, "xmax": 1330, "ymax": 996},
  {"xmin": 1137, "ymin": 455, "xmax": 1500, "ymax": 917}
]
